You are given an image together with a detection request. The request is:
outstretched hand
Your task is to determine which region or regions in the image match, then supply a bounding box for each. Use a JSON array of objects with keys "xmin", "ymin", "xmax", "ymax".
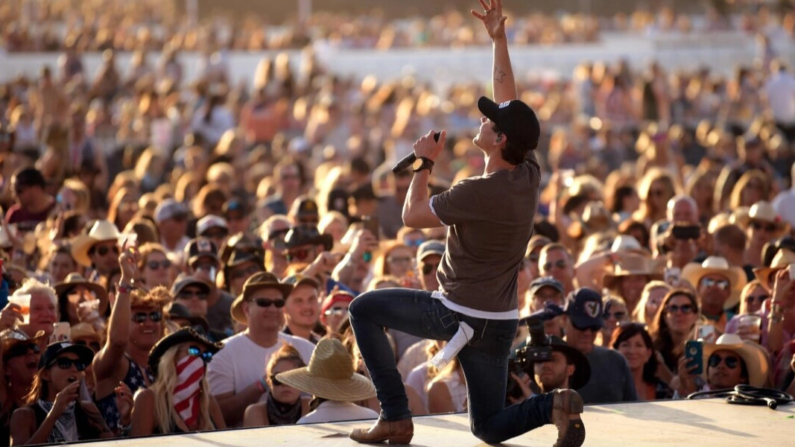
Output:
[{"xmin": 471, "ymin": 0, "xmax": 507, "ymax": 40}]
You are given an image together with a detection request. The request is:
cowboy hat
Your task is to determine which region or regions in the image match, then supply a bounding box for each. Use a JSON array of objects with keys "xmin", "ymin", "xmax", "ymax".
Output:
[
  {"xmin": 753, "ymin": 248, "xmax": 795, "ymax": 290},
  {"xmin": 736, "ymin": 201, "xmax": 789, "ymax": 234},
  {"xmin": 276, "ymin": 338, "xmax": 376, "ymax": 402},
  {"xmin": 148, "ymin": 326, "xmax": 223, "ymax": 377},
  {"xmin": 548, "ymin": 336, "xmax": 591, "ymax": 390},
  {"xmin": 69, "ymin": 323, "xmax": 101, "ymax": 343},
  {"xmin": 71, "ymin": 220, "xmax": 121, "ymax": 267},
  {"xmin": 283, "ymin": 226, "xmax": 333, "ymax": 252},
  {"xmin": 610, "ymin": 235, "xmax": 650, "ymax": 256},
  {"xmin": 603, "ymin": 253, "xmax": 664, "ymax": 292},
  {"xmin": 702, "ymin": 334, "xmax": 769, "ymax": 388},
  {"xmin": 682, "ymin": 256, "xmax": 748, "ymax": 310},
  {"xmin": 230, "ymin": 272, "xmax": 294, "ymax": 324},
  {"xmin": 54, "ymin": 273, "xmax": 109, "ymax": 316}
]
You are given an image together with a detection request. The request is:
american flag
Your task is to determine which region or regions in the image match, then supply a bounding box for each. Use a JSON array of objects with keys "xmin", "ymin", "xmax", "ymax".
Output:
[{"xmin": 173, "ymin": 355, "xmax": 205, "ymax": 427}]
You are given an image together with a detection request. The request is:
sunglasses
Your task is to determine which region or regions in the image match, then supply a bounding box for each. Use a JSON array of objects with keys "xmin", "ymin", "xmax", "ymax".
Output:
[
  {"xmin": 422, "ymin": 263, "xmax": 439, "ymax": 275},
  {"xmin": 187, "ymin": 346, "xmax": 214, "ymax": 363},
  {"xmin": 573, "ymin": 324, "xmax": 602, "ymax": 333},
  {"xmin": 147, "ymin": 260, "xmax": 172, "ymax": 270},
  {"xmin": 751, "ymin": 221, "xmax": 777, "ymax": 233},
  {"xmin": 74, "ymin": 339, "xmax": 101, "ymax": 352},
  {"xmin": 178, "ymin": 290, "xmax": 208, "ymax": 300},
  {"xmin": 132, "ymin": 311, "xmax": 163, "ymax": 324},
  {"xmin": 54, "ymin": 357, "xmax": 87, "ymax": 372},
  {"xmin": 270, "ymin": 374, "xmax": 285, "ymax": 387},
  {"xmin": 286, "ymin": 249, "xmax": 310, "ymax": 262},
  {"xmin": 7, "ymin": 343, "xmax": 40, "ymax": 359},
  {"xmin": 90, "ymin": 245, "xmax": 120, "ymax": 257},
  {"xmin": 404, "ymin": 238, "xmax": 425, "ymax": 248},
  {"xmin": 665, "ymin": 304, "xmax": 694, "ymax": 314},
  {"xmin": 604, "ymin": 311, "xmax": 627, "ymax": 320},
  {"xmin": 708, "ymin": 354, "xmax": 739, "ymax": 369},
  {"xmin": 701, "ymin": 278, "xmax": 729, "ymax": 290},
  {"xmin": 251, "ymin": 298, "xmax": 285, "ymax": 308},
  {"xmin": 324, "ymin": 307, "xmax": 348, "ymax": 316},
  {"xmin": 543, "ymin": 260, "xmax": 568, "ymax": 271},
  {"xmin": 744, "ymin": 294, "xmax": 769, "ymax": 304},
  {"xmin": 231, "ymin": 265, "xmax": 263, "ymax": 280}
]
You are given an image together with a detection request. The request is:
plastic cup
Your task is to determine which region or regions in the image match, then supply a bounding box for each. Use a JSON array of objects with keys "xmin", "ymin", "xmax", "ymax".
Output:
[
  {"xmin": 8, "ymin": 294, "xmax": 31, "ymax": 324},
  {"xmin": 78, "ymin": 299, "xmax": 100, "ymax": 322},
  {"xmin": 738, "ymin": 315, "xmax": 762, "ymax": 342}
]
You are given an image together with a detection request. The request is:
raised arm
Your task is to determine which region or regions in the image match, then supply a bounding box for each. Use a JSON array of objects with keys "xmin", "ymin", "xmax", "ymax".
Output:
[{"xmin": 472, "ymin": 0, "xmax": 517, "ymax": 103}]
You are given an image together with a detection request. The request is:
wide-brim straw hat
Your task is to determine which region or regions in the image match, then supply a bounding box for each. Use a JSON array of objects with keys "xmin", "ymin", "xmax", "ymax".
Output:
[
  {"xmin": 682, "ymin": 256, "xmax": 748, "ymax": 310},
  {"xmin": 753, "ymin": 249, "xmax": 795, "ymax": 290},
  {"xmin": 702, "ymin": 334, "xmax": 769, "ymax": 388},
  {"xmin": 71, "ymin": 220, "xmax": 122, "ymax": 267},
  {"xmin": 230, "ymin": 272, "xmax": 293, "ymax": 324},
  {"xmin": 603, "ymin": 253, "xmax": 664, "ymax": 291},
  {"xmin": 276, "ymin": 338, "xmax": 376, "ymax": 402},
  {"xmin": 54, "ymin": 273, "xmax": 109, "ymax": 316},
  {"xmin": 735, "ymin": 201, "xmax": 790, "ymax": 235}
]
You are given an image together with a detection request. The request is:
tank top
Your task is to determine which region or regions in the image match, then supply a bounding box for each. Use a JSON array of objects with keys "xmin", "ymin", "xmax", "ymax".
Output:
[{"xmin": 96, "ymin": 355, "xmax": 153, "ymax": 432}]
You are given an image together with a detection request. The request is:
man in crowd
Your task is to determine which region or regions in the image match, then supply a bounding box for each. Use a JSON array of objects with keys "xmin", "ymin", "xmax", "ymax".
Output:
[
  {"xmin": 282, "ymin": 275, "xmax": 322, "ymax": 343},
  {"xmin": 682, "ymin": 256, "xmax": 747, "ymax": 332},
  {"xmin": 208, "ymin": 273, "xmax": 315, "ymax": 427},
  {"xmin": 534, "ymin": 337, "xmax": 591, "ymax": 394},
  {"xmin": 417, "ymin": 240, "xmax": 444, "ymax": 293},
  {"xmin": 71, "ymin": 220, "xmax": 122, "ymax": 280},
  {"xmin": 539, "ymin": 244, "xmax": 576, "ymax": 296},
  {"xmin": 6, "ymin": 168, "xmax": 55, "ymax": 232},
  {"xmin": 563, "ymin": 288, "xmax": 637, "ymax": 403},
  {"xmin": 155, "ymin": 199, "xmax": 190, "ymax": 260}
]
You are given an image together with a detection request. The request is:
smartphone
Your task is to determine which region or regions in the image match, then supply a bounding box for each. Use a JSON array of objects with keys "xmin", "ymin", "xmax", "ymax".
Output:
[
  {"xmin": 363, "ymin": 216, "xmax": 379, "ymax": 241},
  {"xmin": 51, "ymin": 322, "xmax": 71, "ymax": 344},
  {"xmin": 118, "ymin": 233, "xmax": 138, "ymax": 250},
  {"xmin": 698, "ymin": 324, "xmax": 716, "ymax": 341},
  {"xmin": 685, "ymin": 340, "xmax": 704, "ymax": 375},
  {"xmin": 664, "ymin": 267, "xmax": 681, "ymax": 285},
  {"xmin": 672, "ymin": 224, "xmax": 701, "ymax": 240}
]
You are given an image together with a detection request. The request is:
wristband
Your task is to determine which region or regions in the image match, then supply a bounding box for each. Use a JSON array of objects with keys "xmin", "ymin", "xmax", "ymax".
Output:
[{"xmin": 117, "ymin": 283, "xmax": 135, "ymax": 295}]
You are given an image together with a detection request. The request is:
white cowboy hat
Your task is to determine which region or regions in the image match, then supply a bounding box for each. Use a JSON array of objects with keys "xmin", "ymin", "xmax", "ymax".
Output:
[
  {"xmin": 702, "ymin": 334, "xmax": 769, "ymax": 388},
  {"xmin": 736, "ymin": 201, "xmax": 789, "ymax": 234},
  {"xmin": 276, "ymin": 338, "xmax": 376, "ymax": 402},
  {"xmin": 71, "ymin": 220, "xmax": 122, "ymax": 267},
  {"xmin": 753, "ymin": 248, "xmax": 795, "ymax": 290},
  {"xmin": 610, "ymin": 235, "xmax": 650, "ymax": 256},
  {"xmin": 681, "ymin": 256, "xmax": 748, "ymax": 310}
]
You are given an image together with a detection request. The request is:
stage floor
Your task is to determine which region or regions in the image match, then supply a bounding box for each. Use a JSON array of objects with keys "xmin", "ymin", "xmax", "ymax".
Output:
[{"xmin": 91, "ymin": 399, "xmax": 792, "ymax": 446}]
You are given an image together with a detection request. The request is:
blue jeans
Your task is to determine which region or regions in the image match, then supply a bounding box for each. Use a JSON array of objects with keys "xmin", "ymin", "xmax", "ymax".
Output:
[{"xmin": 349, "ymin": 288, "xmax": 553, "ymax": 444}]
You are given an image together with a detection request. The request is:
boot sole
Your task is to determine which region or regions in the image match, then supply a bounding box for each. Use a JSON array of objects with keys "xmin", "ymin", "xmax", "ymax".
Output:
[
  {"xmin": 349, "ymin": 433, "xmax": 413, "ymax": 445},
  {"xmin": 555, "ymin": 419, "xmax": 585, "ymax": 447}
]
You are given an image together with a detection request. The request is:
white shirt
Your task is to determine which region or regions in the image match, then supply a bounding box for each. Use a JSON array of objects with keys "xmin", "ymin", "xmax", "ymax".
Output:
[
  {"xmin": 405, "ymin": 362, "xmax": 431, "ymax": 412},
  {"xmin": 764, "ymin": 72, "xmax": 795, "ymax": 124},
  {"xmin": 297, "ymin": 400, "xmax": 379, "ymax": 424},
  {"xmin": 207, "ymin": 332, "xmax": 315, "ymax": 400},
  {"xmin": 772, "ymin": 188, "xmax": 795, "ymax": 227}
]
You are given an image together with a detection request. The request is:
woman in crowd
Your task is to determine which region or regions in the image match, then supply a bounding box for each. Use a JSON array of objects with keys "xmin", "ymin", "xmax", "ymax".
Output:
[
  {"xmin": 600, "ymin": 296, "xmax": 630, "ymax": 347},
  {"xmin": 10, "ymin": 342, "xmax": 113, "ymax": 444},
  {"xmin": 106, "ymin": 188, "xmax": 139, "ymax": 231},
  {"xmin": 633, "ymin": 281, "xmax": 673, "ymax": 327},
  {"xmin": 93, "ymin": 248, "xmax": 168, "ymax": 432},
  {"xmin": 725, "ymin": 280, "xmax": 769, "ymax": 336},
  {"xmin": 1, "ymin": 330, "xmax": 45, "ymax": 442},
  {"xmin": 426, "ymin": 358, "xmax": 467, "ymax": 414},
  {"xmin": 243, "ymin": 344, "xmax": 310, "ymax": 427},
  {"xmin": 45, "ymin": 245, "xmax": 79, "ymax": 285},
  {"xmin": 137, "ymin": 243, "xmax": 173, "ymax": 289},
  {"xmin": 130, "ymin": 327, "xmax": 225, "ymax": 435},
  {"xmin": 634, "ymin": 168, "xmax": 676, "ymax": 226},
  {"xmin": 319, "ymin": 291, "xmax": 355, "ymax": 335},
  {"xmin": 54, "ymin": 273, "xmax": 109, "ymax": 327},
  {"xmin": 612, "ymin": 323, "xmax": 672, "ymax": 401},
  {"xmin": 650, "ymin": 289, "xmax": 700, "ymax": 373},
  {"xmin": 374, "ymin": 242, "xmax": 415, "ymax": 280}
]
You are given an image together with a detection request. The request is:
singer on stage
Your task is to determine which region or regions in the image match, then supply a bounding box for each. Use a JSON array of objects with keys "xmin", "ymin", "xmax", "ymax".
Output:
[{"xmin": 348, "ymin": 1, "xmax": 585, "ymax": 446}]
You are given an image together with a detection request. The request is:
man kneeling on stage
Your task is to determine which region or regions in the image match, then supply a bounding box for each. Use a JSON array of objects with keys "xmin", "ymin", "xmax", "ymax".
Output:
[{"xmin": 348, "ymin": 1, "xmax": 585, "ymax": 446}]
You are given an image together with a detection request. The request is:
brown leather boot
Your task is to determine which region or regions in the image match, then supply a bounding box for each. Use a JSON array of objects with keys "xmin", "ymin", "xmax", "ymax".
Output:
[
  {"xmin": 551, "ymin": 389, "xmax": 585, "ymax": 447},
  {"xmin": 349, "ymin": 418, "xmax": 414, "ymax": 445}
]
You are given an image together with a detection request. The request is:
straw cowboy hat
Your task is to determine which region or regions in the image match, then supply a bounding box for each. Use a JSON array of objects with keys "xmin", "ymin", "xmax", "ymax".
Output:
[
  {"xmin": 603, "ymin": 253, "xmax": 664, "ymax": 291},
  {"xmin": 682, "ymin": 256, "xmax": 748, "ymax": 310},
  {"xmin": 702, "ymin": 334, "xmax": 769, "ymax": 388},
  {"xmin": 736, "ymin": 201, "xmax": 790, "ymax": 235},
  {"xmin": 753, "ymin": 248, "xmax": 795, "ymax": 290},
  {"xmin": 71, "ymin": 220, "xmax": 122, "ymax": 267},
  {"xmin": 276, "ymin": 338, "xmax": 376, "ymax": 402},
  {"xmin": 230, "ymin": 272, "xmax": 294, "ymax": 324},
  {"xmin": 54, "ymin": 273, "xmax": 110, "ymax": 316}
]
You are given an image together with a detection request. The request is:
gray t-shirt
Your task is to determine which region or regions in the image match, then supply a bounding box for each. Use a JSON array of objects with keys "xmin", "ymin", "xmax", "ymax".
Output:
[
  {"xmin": 431, "ymin": 156, "xmax": 539, "ymax": 315},
  {"xmin": 207, "ymin": 291, "xmax": 234, "ymax": 335},
  {"xmin": 578, "ymin": 346, "xmax": 638, "ymax": 404}
]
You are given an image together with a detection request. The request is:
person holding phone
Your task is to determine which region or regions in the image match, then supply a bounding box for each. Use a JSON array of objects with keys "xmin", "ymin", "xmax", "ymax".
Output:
[
  {"xmin": 9, "ymin": 342, "xmax": 113, "ymax": 444},
  {"xmin": 348, "ymin": 2, "xmax": 585, "ymax": 445},
  {"xmin": 651, "ymin": 289, "xmax": 700, "ymax": 374}
]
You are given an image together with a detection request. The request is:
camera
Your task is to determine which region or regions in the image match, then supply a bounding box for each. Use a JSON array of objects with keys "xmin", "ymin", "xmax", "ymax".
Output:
[{"xmin": 506, "ymin": 316, "xmax": 554, "ymax": 401}]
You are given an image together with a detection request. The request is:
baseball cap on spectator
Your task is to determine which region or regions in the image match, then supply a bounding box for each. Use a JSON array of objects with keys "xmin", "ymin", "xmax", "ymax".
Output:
[
  {"xmin": 155, "ymin": 199, "xmax": 189, "ymax": 224},
  {"xmin": 477, "ymin": 97, "xmax": 541, "ymax": 150},
  {"xmin": 417, "ymin": 240, "xmax": 445, "ymax": 261},
  {"xmin": 320, "ymin": 291, "xmax": 355, "ymax": 318},
  {"xmin": 197, "ymin": 215, "xmax": 229, "ymax": 237},
  {"xmin": 327, "ymin": 188, "xmax": 350, "ymax": 216},
  {"xmin": 38, "ymin": 341, "xmax": 94, "ymax": 370},
  {"xmin": 284, "ymin": 226, "xmax": 333, "ymax": 251},
  {"xmin": 184, "ymin": 237, "xmax": 219, "ymax": 267},
  {"xmin": 530, "ymin": 276, "xmax": 564, "ymax": 296},
  {"xmin": 223, "ymin": 198, "xmax": 247, "ymax": 219},
  {"xmin": 171, "ymin": 275, "xmax": 212, "ymax": 296},
  {"xmin": 564, "ymin": 288, "xmax": 605, "ymax": 330},
  {"xmin": 293, "ymin": 197, "xmax": 320, "ymax": 224},
  {"xmin": 166, "ymin": 301, "xmax": 210, "ymax": 333},
  {"xmin": 219, "ymin": 232, "xmax": 263, "ymax": 264},
  {"xmin": 527, "ymin": 235, "xmax": 551, "ymax": 254}
]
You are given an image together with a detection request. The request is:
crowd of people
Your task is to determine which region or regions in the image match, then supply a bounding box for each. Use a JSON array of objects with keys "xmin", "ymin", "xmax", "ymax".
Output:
[{"xmin": 0, "ymin": 0, "xmax": 794, "ymax": 445}]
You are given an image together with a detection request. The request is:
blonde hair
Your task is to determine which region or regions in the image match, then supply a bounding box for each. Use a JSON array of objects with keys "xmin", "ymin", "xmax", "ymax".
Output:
[
  {"xmin": 59, "ymin": 179, "xmax": 91, "ymax": 214},
  {"xmin": 729, "ymin": 170, "xmax": 770, "ymax": 210},
  {"xmin": 739, "ymin": 280, "xmax": 765, "ymax": 315},
  {"xmin": 632, "ymin": 281, "xmax": 672, "ymax": 324},
  {"xmin": 151, "ymin": 345, "xmax": 213, "ymax": 434}
]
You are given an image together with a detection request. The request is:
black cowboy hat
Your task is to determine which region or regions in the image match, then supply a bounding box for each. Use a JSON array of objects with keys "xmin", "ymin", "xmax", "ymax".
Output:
[
  {"xmin": 148, "ymin": 327, "xmax": 223, "ymax": 377},
  {"xmin": 548, "ymin": 336, "xmax": 591, "ymax": 390},
  {"xmin": 283, "ymin": 226, "xmax": 333, "ymax": 252}
]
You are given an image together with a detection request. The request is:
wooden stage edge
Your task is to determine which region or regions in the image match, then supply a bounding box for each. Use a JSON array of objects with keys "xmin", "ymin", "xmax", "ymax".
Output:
[{"xmin": 82, "ymin": 399, "xmax": 792, "ymax": 447}]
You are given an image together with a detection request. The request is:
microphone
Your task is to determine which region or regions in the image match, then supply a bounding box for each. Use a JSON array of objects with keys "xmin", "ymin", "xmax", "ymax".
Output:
[{"xmin": 392, "ymin": 132, "xmax": 440, "ymax": 174}]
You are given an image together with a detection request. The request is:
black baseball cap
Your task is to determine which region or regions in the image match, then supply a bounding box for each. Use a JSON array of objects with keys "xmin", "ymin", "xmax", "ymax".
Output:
[
  {"xmin": 564, "ymin": 288, "xmax": 605, "ymax": 330},
  {"xmin": 477, "ymin": 97, "xmax": 540, "ymax": 150},
  {"xmin": 39, "ymin": 342, "xmax": 94, "ymax": 370},
  {"xmin": 184, "ymin": 237, "xmax": 219, "ymax": 267}
]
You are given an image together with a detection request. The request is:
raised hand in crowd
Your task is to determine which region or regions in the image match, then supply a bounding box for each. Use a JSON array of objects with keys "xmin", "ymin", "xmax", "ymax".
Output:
[{"xmin": 0, "ymin": 302, "xmax": 24, "ymax": 331}]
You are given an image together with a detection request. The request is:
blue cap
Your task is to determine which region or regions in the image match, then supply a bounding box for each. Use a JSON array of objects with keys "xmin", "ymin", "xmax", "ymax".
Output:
[
  {"xmin": 529, "ymin": 276, "xmax": 564, "ymax": 296},
  {"xmin": 564, "ymin": 288, "xmax": 604, "ymax": 330},
  {"xmin": 417, "ymin": 240, "xmax": 445, "ymax": 260}
]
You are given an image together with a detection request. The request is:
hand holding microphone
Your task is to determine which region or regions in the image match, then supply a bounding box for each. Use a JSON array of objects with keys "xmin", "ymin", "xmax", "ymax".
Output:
[{"xmin": 392, "ymin": 130, "xmax": 446, "ymax": 173}]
